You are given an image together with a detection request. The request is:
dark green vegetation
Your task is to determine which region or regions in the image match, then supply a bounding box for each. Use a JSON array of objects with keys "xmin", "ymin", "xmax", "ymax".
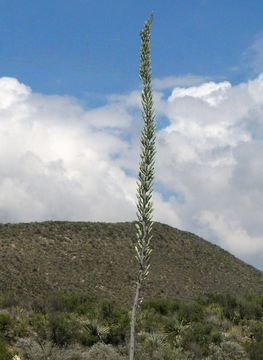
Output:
[
  {"xmin": 0, "ymin": 221, "xmax": 262, "ymax": 304},
  {"xmin": 0, "ymin": 292, "xmax": 262, "ymax": 359}
]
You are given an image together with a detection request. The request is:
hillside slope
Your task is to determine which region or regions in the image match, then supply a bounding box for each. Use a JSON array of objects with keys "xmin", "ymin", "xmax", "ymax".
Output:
[{"xmin": 0, "ymin": 221, "xmax": 262, "ymax": 304}]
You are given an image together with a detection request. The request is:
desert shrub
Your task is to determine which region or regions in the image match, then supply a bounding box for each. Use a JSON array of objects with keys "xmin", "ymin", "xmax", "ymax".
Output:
[
  {"xmin": 0, "ymin": 312, "xmax": 14, "ymax": 341},
  {"xmin": 85, "ymin": 342, "xmax": 124, "ymax": 360},
  {"xmin": 29, "ymin": 297, "xmax": 48, "ymax": 314},
  {"xmin": 205, "ymin": 303, "xmax": 223, "ymax": 326},
  {"xmin": 177, "ymin": 301, "xmax": 204, "ymax": 323},
  {"xmin": 163, "ymin": 316, "xmax": 190, "ymax": 347},
  {"xmin": 142, "ymin": 299, "xmax": 180, "ymax": 316},
  {"xmin": 16, "ymin": 338, "xmax": 89, "ymax": 360},
  {"xmin": 50, "ymin": 346, "xmax": 88, "ymax": 360},
  {"xmin": 207, "ymin": 341, "xmax": 248, "ymax": 359},
  {"xmin": 238, "ymin": 299, "xmax": 262, "ymax": 321},
  {"xmin": 135, "ymin": 342, "xmax": 194, "ymax": 360},
  {"xmin": 207, "ymin": 294, "xmax": 262, "ymax": 322},
  {"xmin": 104, "ymin": 322, "xmax": 128, "ymax": 346},
  {"xmin": 137, "ymin": 307, "xmax": 163, "ymax": 334},
  {"xmin": 99, "ymin": 302, "xmax": 129, "ymax": 345},
  {"xmin": 248, "ymin": 320, "xmax": 263, "ymax": 342},
  {"xmin": 78, "ymin": 319, "xmax": 109, "ymax": 347},
  {"xmin": 75, "ymin": 300, "xmax": 99, "ymax": 318},
  {"xmin": 210, "ymin": 328, "xmax": 222, "ymax": 345},
  {"xmin": 243, "ymin": 321, "xmax": 263, "ymax": 360},
  {"xmin": 167, "ymin": 346, "xmax": 195, "ymax": 360},
  {"xmin": 49, "ymin": 313, "xmax": 78, "ymax": 346},
  {"xmin": 245, "ymin": 341, "xmax": 263, "ymax": 360},
  {"xmin": 78, "ymin": 332, "xmax": 98, "ymax": 347},
  {"xmin": 182, "ymin": 322, "xmax": 214, "ymax": 355},
  {"xmin": 29, "ymin": 312, "xmax": 78, "ymax": 347},
  {"xmin": 29, "ymin": 313, "xmax": 50, "ymax": 342},
  {"xmin": 50, "ymin": 292, "xmax": 91, "ymax": 313},
  {"xmin": 16, "ymin": 338, "xmax": 53, "ymax": 360},
  {"xmin": 11, "ymin": 308, "xmax": 30, "ymax": 339},
  {"xmin": 75, "ymin": 303, "xmax": 92, "ymax": 316},
  {"xmin": 143, "ymin": 332, "xmax": 166, "ymax": 354},
  {"xmin": 31, "ymin": 292, "xmax": 93, "ymax": 314},
  {"xmin": 0, "ymin": 337, "xmax": 13, "ymax": 360},
  {"xmin": 29, "ymin": 292, "xmax": 94, "ymax": 316},
  {"xmin": 136, "ymin": 347, "xmax": 164, "ymax": 360},
  {"xmin": 220, "ymin": 341, "xmax": 247, "ymax": 359},
  {"xmin": 220, "ymin": 295, "xmax": 238, "ymax": 321},
  {"xmin": 227, "ymin": 325, "xmax": 244, "ymax": 343},
  {"xmin": 100, "ymin": 301, "xmax": 128, "ymax": 323},
  {"xmin": 204, "ymin": 293, "xmax": 239, "ymax": 321},
  {"xmin": 100, "ymin": 301, "xmax": 116, "ymax": 321},
  {"xmin": 254, "ymin": 295, "xmax": 263, "ymax": 308}
]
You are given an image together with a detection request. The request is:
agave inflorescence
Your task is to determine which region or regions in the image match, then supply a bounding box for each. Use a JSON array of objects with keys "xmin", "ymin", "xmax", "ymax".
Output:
[{"xmin": 129, "ymin": 13, "xmax": 156, "ymax": 360}]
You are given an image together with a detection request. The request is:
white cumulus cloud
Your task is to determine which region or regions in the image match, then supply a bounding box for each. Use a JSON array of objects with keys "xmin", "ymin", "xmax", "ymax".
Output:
[
  {"xmin": 169, "ymin": 81, "xmax": 231, "ymax": 106},
  {"xmin": 155, "ymin": 76, "xmax": 263, "ymax": 269},
  {"xmin": 0, "ymin": 77, "xmax": 136, "ymax": 223}
]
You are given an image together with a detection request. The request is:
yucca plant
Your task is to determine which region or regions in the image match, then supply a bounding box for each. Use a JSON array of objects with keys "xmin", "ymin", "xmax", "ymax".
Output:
[{"xmin": 128, "ymin": 14, "xmax": 156, "ymax": 360}]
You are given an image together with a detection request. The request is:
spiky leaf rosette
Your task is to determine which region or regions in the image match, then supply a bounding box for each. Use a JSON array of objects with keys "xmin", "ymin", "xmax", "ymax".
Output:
[{"xmin": 135, "ymin": 14, "xmax": 156, "ymax": 284}]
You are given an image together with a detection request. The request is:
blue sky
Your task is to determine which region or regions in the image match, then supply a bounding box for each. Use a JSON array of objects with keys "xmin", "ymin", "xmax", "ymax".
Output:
[
  {"xmin": 0, "ymin": 1, "xmax": 263, "ymax": 269},
  {"xmin": 1, "ymin": 0, "xmax": 263, "ymax": 99}
]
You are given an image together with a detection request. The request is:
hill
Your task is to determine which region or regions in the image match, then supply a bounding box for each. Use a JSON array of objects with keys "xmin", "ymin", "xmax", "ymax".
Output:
[{"xmin": 0, "ymin": 221, "xmax": 262, "ymax": 304}]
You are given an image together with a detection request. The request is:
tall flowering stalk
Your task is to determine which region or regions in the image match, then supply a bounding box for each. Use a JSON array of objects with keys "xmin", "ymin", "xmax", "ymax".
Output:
[{"xmin": 129, "ymin": 14, "xmax": 155, "ymax": 360}]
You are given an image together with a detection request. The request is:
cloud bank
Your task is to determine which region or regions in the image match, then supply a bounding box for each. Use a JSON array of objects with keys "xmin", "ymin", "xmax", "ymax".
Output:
[{"xmin": 0, "ymin": 76, "xmax": 262, "ymax": 270}]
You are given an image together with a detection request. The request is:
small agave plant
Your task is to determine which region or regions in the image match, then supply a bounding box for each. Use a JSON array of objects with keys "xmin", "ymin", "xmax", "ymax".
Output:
[{"xmin": 82, "ymin": 318, "xmax": 110, "ymax": 342}]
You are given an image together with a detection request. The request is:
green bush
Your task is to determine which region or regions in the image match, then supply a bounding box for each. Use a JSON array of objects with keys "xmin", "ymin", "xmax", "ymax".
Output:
[
  {"xmin": 207, "ymin": 341, "xmax": 248, "ymax": 359},
  {"xmin": 204, "ymin": 293, "xmax": 239, "ymax": 321},
  {"xmin": 135, "ymin": 342, "xmax": 194, "ymax": 360},
  {"xmin": 177, "ymin": 302, "xmax": 204, "ymax": 323},
  {"xmin": 85, "ymin": 342, "xmax": 124, "ymax": 360},
  {"xmin": 79, "ymin": 332, "xmax": 100, "ymax": 347},
  {"xmin": 29, "ymin": 313, "xmax": 50, "ymax": 342},
  {"xmin": 246, "ymin": 341, "xmax": 263, "ymax": 360},
  {"xmin": 78, "ymin": 319, "xmax": 108, "ymax": 347},
  {"xmin": 0, "ymin": 337, "xmax": 13, "ymax": 360},
  {"xmin": 163, "ymin": 316, "xmax": 190, "ymax": 347},
  {"xmin": 135, "ymin": 309, "xmax": 161, "ymax": 337},
  {"xmin": 74, "ymin": 299, "xmax": 99, "ymax": 317},
  {"xmin": 104, "ymin": 323, "xmax": 128, "ymax": 346},
  {"xmin": 210, "ymin": 328, "xmax": 222, "ymax": 345},
  {"xmin": 238, "ymin": 299, "xmax": 262, "ymax": 320},
  {"xmin": 30, "ymin": 292, "xmax": 94, "ymax": 315},
  {"xmin": 49, "ymin": 313, "xmax": 78, "ymax": 346},
  {"xmin": 29, "ymin": 312, "xmax": 78, "ymax": 347},
  {"xmin": 221, "ymin": 295, "xmax": 238, "ymax": 321},
  {"xmin": 142, "ymin": 299, "xmax": 180, "ymax": 316},
  {"xmin": 100, "ymin": 301, "xmax": 128, "ymax": 323},
  {"xmin": 249, "ymin": 321, "xmax": 263, "ymax": 342},
  {"xmin": 208, "ymin": 294, "xmax": 263, "ymax": 322},
  {"xmin": 50, "ymin": 292, "xmax": 92, "ymax": 313},
  {"xmin": 182, "ymin": 322, "xmax": 213, "ymax": 355},
  {"xmin": 99, "ymin": 302, "xmax": 129, "ymax": 345},
  {"xmin": 16, "ymin": 339, "xmax": 89, "ymax": 360},
  {"xmin": 0, "ymin": 313, "xmax": 14, "ymax": 341}
]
